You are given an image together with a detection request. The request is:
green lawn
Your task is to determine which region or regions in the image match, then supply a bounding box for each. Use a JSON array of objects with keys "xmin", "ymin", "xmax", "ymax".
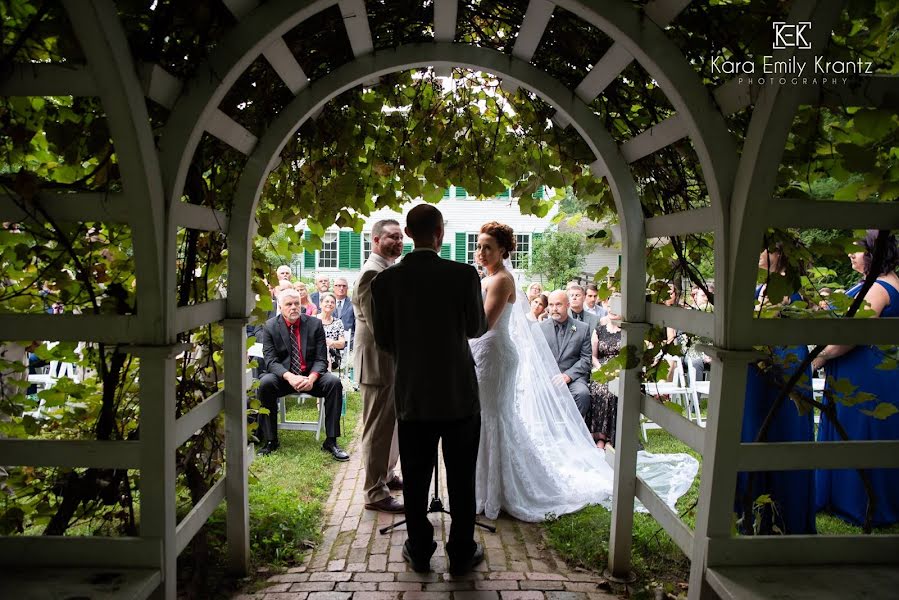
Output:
[
  {"xmin": 243, "ymin": 390, "xmax": 362, "ymax": 565},
  {"xmin": 542, "ymin": 428, "xmax": 899, "ymax": 596},
  {"xmin": 181, "ymin": 389, "xmax": 362, "ymax": 596}
]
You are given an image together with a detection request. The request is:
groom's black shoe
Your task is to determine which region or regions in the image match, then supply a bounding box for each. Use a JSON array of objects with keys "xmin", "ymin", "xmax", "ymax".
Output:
[
  {"xmin": 402, "ymin": 540, "xmax": 437, "ymax": 573},
  {"xmin": 449, "ymin": 543, "xmax": 485, "ymax": 577}
]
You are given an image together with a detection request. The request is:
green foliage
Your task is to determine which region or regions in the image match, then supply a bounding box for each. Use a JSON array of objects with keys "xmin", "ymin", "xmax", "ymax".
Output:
[{"xmin": 528, "ymin": 231, "xmax": 594, "ymax": 290}]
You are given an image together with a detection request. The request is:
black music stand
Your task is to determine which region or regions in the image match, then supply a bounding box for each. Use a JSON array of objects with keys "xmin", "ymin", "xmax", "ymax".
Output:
[{"xmin": 379, "ymin": 453, "xmax": 496, "ymax": 534}]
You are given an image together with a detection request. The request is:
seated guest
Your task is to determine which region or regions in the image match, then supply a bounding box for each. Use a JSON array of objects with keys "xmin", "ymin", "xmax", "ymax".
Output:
[
  {"xmin": 540, "ymin": 290, "xmax": 593, "ymax": 416},
  {"xmin": 332, "ymin": 277, "xmax": 356, "ymax": 345},
  {"xmin": 528, "ymin": 293, "xmax": 549, "ymax": 322},
  {"xmin": 257, "ymin": 288, "xmax": 348, "ymax": 460},
  {"xmin": 585, "ymin": 283, "xmax": 608, "ymax": 318},
  {"xmin": 527, "ymin": 281, "xmax": 544, "ymax": 303},
  {"xmin": 310, "ymin": 273, "xmax": 331, "ymax": 309},
  {"xmin": 276, "ymin": 264, "xmax": 293, "ymax": 283},
  {"xmin": 587, "ymin": 297, "xmax": 622, "ymax": 449},
  {"xmin": 294, "ymin": 281, "xmax": 318, "ymax": 316},
  {"xmin": 317, "ymin": 291, "xmax": 347, "ymax": 372},
  {"xmin": 814, "ymin": 230, "xmax": 899, "ymax": 527},
  {"xmin": 567, "ymin": 284, "xmax": 600, "ymax": 331}
]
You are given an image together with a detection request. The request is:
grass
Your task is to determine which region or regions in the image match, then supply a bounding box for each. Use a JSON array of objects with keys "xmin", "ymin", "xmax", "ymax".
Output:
[
  {"xmin": 542, "ymin": 429, "xmax": 698, "ymax": 595},
  {"xmin": 542, "ymin": 427, "xmax": 899, "ymax": 597},
  {"xmin": 179, "ymin": 389, "xmax": 362, "ymax": 597},
  {"xmin": 243, "ymin": 389, "xmax": 362, "ymax": 565}
]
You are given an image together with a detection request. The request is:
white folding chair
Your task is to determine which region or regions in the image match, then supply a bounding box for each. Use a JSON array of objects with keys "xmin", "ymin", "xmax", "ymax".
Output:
[
  {"xmin": 641, "ymin": 356, "xmax": 701, "ymax": 439},
  {"xmin": 278, "ymin": 393, "xmax": 326, "ymax": 440}
]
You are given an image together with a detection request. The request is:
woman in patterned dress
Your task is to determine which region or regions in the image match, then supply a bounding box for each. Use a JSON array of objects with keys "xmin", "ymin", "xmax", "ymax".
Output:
[
  {"xmin": 317, "ymin": 292, "xmax": 345, "ymax": 371},
  {"xmin": 587, "ymin": 300, "xmax": 623, "ymax": 449}
]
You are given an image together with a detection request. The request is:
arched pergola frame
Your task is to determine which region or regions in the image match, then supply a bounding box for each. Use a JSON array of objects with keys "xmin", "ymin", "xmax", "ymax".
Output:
[{"xmin": 3, "ymin": 1, "xmax": 899, "ymax": 599}]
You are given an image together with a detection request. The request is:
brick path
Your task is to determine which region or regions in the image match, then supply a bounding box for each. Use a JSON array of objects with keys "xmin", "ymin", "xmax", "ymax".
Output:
[{"xmin": 236, "ymin": 439, "xmax": 618, "ymax": 600}]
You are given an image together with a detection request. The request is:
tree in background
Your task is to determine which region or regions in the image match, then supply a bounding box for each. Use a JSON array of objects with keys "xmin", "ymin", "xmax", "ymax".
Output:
[{"xmin": 528, "ymin": 231, "xmax": 594, "ymax": 291}]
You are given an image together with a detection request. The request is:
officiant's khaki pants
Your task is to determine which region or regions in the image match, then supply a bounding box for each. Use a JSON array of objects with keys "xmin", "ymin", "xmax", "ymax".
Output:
[{"xmin": 361, "ymin": 382, "xmax": 400, "ymax": 503}]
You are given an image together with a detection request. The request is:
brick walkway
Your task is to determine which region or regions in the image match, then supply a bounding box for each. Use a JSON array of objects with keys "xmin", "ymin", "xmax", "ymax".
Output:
[{"xmin": 236, "ymin": 439, "xmax": 618, "ymax": 600}]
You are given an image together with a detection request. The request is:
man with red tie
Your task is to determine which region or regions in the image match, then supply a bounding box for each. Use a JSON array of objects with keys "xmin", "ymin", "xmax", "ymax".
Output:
[{"xmin": 257, "ymin": 288, "xmax": 348, "ymax": 460}]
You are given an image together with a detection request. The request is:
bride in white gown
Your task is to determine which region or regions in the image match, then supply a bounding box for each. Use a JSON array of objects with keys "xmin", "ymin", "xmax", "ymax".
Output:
[{"xmin": 469, "ymin": 222, "xmax": 698, "ymax": 522}]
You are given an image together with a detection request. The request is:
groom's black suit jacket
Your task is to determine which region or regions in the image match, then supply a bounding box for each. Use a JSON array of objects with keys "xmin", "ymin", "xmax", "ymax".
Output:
[{"xmin": 371, "ymin": 249, "xmax": 487, "ymax": 421}]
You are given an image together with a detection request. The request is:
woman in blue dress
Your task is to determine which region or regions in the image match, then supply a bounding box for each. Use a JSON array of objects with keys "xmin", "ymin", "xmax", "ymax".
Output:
[
  {"xmin": 813, "ymin": 230, "xmax": 899, "ymax": 528},
  {"xmin": 736, "ymin": 244, "xmax": 817, "ymax": 535}
]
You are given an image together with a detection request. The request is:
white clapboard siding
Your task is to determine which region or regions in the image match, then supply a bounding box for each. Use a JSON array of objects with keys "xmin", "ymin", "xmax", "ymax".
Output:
[{"xmin": 296, "ymin": 196, "xmax": 615, "ymax": 289}]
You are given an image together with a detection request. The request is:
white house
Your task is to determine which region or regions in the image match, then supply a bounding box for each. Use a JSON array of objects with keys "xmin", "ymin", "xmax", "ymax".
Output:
[{"xmin": 290, "ymin": 186, "xmax": 620, "ymax": 290}]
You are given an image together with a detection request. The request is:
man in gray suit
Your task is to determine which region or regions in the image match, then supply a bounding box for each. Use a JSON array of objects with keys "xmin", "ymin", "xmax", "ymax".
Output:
[
  {"xmin": 567, "ymin": 284, "xmax": 600, "ymax": 332},
  {"xmin": 540, "ymin": 290, "xmax": 593, "ymax": 416},
  {"xmin": 354, "ymin": 220, "xmax": 404, "ymax": 513},
  {"xmin": 372, "ymin": 204, "xmax": 487, "ymax": 576}
]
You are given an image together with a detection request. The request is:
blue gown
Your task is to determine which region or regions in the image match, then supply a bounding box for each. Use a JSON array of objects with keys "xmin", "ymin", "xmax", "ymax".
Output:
[
  {"xmin": 816, "ymin": 280, "xmax": 899, "ymax": 527},
  {"xmin": 735, "ymin": 290, "xmax": 816, "ymax": 535}
]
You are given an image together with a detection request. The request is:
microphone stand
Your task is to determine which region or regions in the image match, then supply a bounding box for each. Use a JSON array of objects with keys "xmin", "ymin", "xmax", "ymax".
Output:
[{"xmin": 379, "ymin": 452, "xmax": 496, "ymax": 534}]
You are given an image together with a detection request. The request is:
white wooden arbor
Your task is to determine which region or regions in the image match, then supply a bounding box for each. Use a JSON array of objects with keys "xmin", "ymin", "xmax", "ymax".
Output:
[{"xmin": 1, "ymin": 0, "xmax": 898, "ymax": 598}]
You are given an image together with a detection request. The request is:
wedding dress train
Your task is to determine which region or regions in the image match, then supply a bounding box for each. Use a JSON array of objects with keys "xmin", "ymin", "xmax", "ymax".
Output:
[{"xmin": 470, "ymin": 293, "xmax": 698, "ymax": 522}]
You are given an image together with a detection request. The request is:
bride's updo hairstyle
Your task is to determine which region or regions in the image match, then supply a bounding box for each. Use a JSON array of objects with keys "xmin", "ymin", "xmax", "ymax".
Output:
[{"xmin": 480, "ymin": 221, "xmax": 516, "ymax": 259}]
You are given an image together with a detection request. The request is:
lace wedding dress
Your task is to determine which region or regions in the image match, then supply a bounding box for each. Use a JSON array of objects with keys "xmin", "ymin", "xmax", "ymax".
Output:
[{"xmin": 470, "ymin": 290, "xmax": 698, "ymax": 522}]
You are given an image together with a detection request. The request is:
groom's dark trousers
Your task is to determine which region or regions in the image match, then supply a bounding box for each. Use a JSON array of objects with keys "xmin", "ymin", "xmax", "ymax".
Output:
[
  {"xmin": 371, "ymin": 248, "xmax": 487, "ymax": 568},
  {"xmin": 398, "ymin": 414, "xmax": 480, "ymax": 564}
]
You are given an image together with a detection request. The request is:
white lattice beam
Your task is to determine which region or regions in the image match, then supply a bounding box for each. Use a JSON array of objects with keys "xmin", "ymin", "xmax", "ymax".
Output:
[
  {"xmin": 573, "ymin": 0, "xmax": 690, "ymax": 104},
  {"xmin": 433, "ymin": 0, "xmax": 458, "ymax": 76},
  {"xmin": 768, "ymin": 197, "xmax": 899, "ymax": 229},
  {"xmin": 620, "ymin": 114, "xmax": 688, "ymax": 163},
  {"xmin": 646, "ymin": 302, "xmax": 714, "ymax": 338},
  {"xmin": 0, "ymin": 191, "xmax": 128, "ymax": 223},
  {"xmin": 172, "ymin": 202, "xmax": 230, "ymax": 232},
  {"xmin": 175, "ymin": 299, "xmax": 227, "ymax": 333},
  {"xmin": 0, "ymin": 313, "xmax": 140, "ymax": 343},
  {"xmin": 433, "ymin": 0, "xmax": 458, "ymax": 41},
  {"xmin": 63, "ymin": 0, "xmax": 167, "ymax": 342},
  {"xmin": 262, "ymin": 39, "xmax": 310, "ymax": 94},
  {"xmin": 206, "ymin": 109, "xmax": 258, "ymax": 155},
  {"xmin": 645, "ymin": 206, "xmax": 715, "ymax": 238},
  {"xmin": 221, "ymin": 0, "xmax": 258, "ymax": 19},
  {"xmin": 222, "ymin": 0, "xmax": 310, "ymax": 94},
  {"xmin": 512, "ymin": 0, "xmax": 555, "ymax": 63},
  {"xmin": 713, "ymin": 77, "xmax": 759, "ymax": 116},
  {"xmin": 644, "ymin": 0, "xmax": 693, "ymax": 27},
  {"xmin": 574, "ymin": 43, "xmax": 632, "ymax": 103},
  {"xmin": 140, "ymin": 63, "xmax": 183, "ymax": 110},
  {"xmin": 0, "ymin": 63, "xmax": 97, "ymax": 97},
  {"xmin": 339, "ymin": 0, "xmax": 374, "ymax": 56}
]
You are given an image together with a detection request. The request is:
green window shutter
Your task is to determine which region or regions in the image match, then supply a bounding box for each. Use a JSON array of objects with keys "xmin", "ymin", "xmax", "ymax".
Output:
[
  {"xmin": 442, "ymin": 188, "xmax": 451, "ymax": 199},
  {"xmin": 303, "ymin": 230, "xmax": 315, "ymax": 269},
  {"xmin": 532, "ymin": 185, "xmax": 545, "ymax": 199},
  {"xmin": 455, "ymin": 232, "xmax": 467, "ymax": 262},
  {"xmin": 338, "ymin": 231, "xmax": 351, "ymax": 268},
  {"xmin": 402, "ymin": 243, "xmax": 412, "ymax": 256},
  {"xmin": 440, "ymin": 243, "xmax": 451, "ymax": 259},
  {"xmin": 455, "ymin": 186, "xmax": 467, "ymax": 198},
  {"xmin": 349, "ymin": 232, "xmax": 362, "ymax": 269},
  {"xmin": 497, "ymin": 187, "xmax": 511, "ymax": 199}
]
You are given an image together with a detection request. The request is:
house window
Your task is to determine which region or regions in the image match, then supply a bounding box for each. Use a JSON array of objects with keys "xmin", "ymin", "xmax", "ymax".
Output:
[
  {"xmin": 466, "ymin": 233, "xmax": 478, "ymax": 265},
  {"xmin": 511, "ymin": 233, "xmax": 531, "ymax": 270},
  {"xmin": 318, "ymin": 231, "xmax": 339, "ymax": 269},
  {"xmin": 363, "ymin": 232, "xmax": 372, "ymax": 262}
]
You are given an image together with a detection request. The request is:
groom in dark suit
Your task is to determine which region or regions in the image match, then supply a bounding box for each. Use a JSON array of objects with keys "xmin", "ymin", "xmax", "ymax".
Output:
[
  {"xmin": 257, "ymin": 288, "xmax": 348, "ymax": 460},
  {"xmin": 371, "ymin": 204, "xmax": 488, "ymax": 575},
  {"xmin": 540, "ymin": 290, "xmax": 593, "ymax": 416}
]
